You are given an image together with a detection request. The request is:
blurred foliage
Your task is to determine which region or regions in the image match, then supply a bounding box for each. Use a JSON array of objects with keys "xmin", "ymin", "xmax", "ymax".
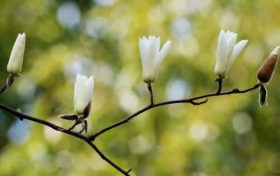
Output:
[{"xmin": 0, "ymin": 0, "xmax": 280, "ymax": 175}]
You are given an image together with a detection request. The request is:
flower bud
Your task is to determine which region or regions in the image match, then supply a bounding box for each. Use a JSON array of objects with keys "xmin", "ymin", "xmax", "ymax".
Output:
[
  {"xmin": 7, "ymin": 33, "xmax": 26, "ymax": 75},
  {"xmin": 74, "ymin": 75, "xmax": 94, "ymax": 116},
  {"xmin": 257, "ymin": 46, "xmax": 279, "ymax": 83},
  {"xmin": 139, "ymin": 36, "xmax": 171, "ymax": 83},
  {"xmin": 214, "ymin": 29, "xmax": 248, "ymax": 78}
]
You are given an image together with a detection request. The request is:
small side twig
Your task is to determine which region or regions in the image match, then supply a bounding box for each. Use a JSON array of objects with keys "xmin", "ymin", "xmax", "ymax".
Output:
[{"xmin": 0, "ymin": 84, "xmax": 7, "ymax": 94}]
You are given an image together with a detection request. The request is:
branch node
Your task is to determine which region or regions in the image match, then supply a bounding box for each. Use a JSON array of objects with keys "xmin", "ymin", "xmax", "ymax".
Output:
[
  {"xmin": 232, "ymin": 88, "xmax": 240, "ymax": 93},
  {"xmin": 16, "ymin": 108, "xmax": 24, "ymax": 120},
  {"xmin": 191, "ymin": 98, "xmax": 208, "ymax": 105},
  {"xmin": 88, "ymin": 134, "xmax": 96, "ymax": 141}
]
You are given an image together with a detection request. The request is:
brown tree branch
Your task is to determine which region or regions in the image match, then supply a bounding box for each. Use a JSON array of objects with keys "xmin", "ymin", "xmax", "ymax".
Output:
[
  {"xmin": 0, "ymin": 103, "xmax": 131, "ymax": 175},
  {"xmin": 0, "ymin": 76, "xmax": 261, "ymax": 176},
  {"xmin": 89, "ymin": 82, "xmax": 261, "ymax": 141}
]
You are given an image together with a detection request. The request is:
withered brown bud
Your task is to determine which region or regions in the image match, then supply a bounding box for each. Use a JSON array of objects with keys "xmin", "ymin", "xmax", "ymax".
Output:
[{"xmin": 257, "ymin": 46, "xmax": 280, "ymax": 83}]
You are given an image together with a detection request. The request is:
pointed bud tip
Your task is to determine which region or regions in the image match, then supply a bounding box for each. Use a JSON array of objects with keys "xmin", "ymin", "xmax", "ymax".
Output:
[
  {"xmin": 18, "ymin": 33, "xmax": 26, "ymax": 40},
  {"xmin": 271, "ymin": 46, "xmax": 280, "ymax": 56}
]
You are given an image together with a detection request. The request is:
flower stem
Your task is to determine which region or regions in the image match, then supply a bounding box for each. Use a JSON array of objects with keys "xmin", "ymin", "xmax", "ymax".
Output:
[{"xmin": 215, "ymin": 77, "xmax": 223, "ymax": 94}]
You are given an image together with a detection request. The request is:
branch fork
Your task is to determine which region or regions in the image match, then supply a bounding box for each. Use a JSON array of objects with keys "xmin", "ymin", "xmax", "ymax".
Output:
[{"xmin": 0, "ymin": 74, "xmax": 261, "ymax": 175}]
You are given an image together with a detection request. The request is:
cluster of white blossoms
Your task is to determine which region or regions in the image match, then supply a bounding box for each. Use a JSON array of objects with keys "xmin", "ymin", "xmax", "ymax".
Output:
[
  {"xmin": 6, "ymin": 33, "xmax": 95, "ymax": 117},
  {"xmin": 139, "ymin": 30, "xmax": 250, "ymax": 83},
  {"xmin": 5, "ymin": 30, "xmax": 280, "ymax": 116}
]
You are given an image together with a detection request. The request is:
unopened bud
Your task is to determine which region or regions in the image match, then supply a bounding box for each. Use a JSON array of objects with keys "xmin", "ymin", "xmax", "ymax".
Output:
[
  {"xmin": 257, "ymin": 46, "xmax": 279, "ymax": 83},
  {"xmin": 7, "ymin": 33, "xmax": 26, "ymax": 75}
]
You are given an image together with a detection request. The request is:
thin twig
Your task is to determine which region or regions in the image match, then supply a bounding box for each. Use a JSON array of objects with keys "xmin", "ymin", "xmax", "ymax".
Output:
[
  {"xmin": 89, "ymin": 82, "xmax": 261, "ymax": 140},
  {"xmin": 0, "ymin": 74, "xmax": 14, "ymax": 94},
  {"xmin": 67, "ymin": 118, "xmax": 82, "ymax": 131},
  {"xmin": 86, "ymin": 141, "xmax": 132, "ymax": 176},
  {"xmin": 0, "ymin": 84, "xmax": 7, "ymax": 94}
]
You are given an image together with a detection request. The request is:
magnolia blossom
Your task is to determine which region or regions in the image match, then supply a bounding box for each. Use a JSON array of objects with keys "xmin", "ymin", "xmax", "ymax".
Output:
[
  {"xmin": 74, "ymin": 74, "xmax": 94, "ymax": 115},
  {"xmin": 7, "ymin": 33, "xmax": 26, "ymax": 75},
  {"xmin": 139, "ymin": 35, "xmax": 171, "ymax": 83},
  {"xmin": 214, "ymin": 30, "xmax": 248, "ymax": 78}
]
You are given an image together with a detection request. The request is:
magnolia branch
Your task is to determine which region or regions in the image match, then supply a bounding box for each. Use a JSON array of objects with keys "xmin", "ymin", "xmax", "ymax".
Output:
[
  {"xmin": 1, "ymin": 32, "xmax": 278, "ymax": 176},
  {"xmin": 89, "ymin": 81, "xmax": 261, "ymax": 140},
  {"xmin": 0, "ymin": 78, "xmax": 261, "ymax": 175},
  {"xmin": 0, "ymin": 82, "xmax": 131, "ymax": 176}
]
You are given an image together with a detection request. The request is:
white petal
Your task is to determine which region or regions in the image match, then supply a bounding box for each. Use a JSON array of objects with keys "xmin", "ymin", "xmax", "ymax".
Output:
[
  {"xmin": 74, "ymin": 75, "xmax": 93, "ymax": 115},
  {"xmin": 225, "ymin": 33, "xmax": 237, "ymax": 60},
  {"xmin": 139, "ymin": 38, "xmax": 147, "ymax": 64},
  {"xmin": 85, "ymin": 76, "xmax": 94, "ymax": 103},
  {"xmin": 156, "ymin": 40, "xmax": 171, "ymax": 67},
  {"xmin": 215, "ymin": 30, "xmax": 227, "ymax": 75},
  {"xmin": 146, "ymin": 36, "xmax": 158, "ymax": 69},
  {"xmin": 139, "ymin": 38, "xmax": 150, "ymax": 75},
  {"xmin": 139, "ymin": 36, "xmax": 155, "ymax": 82},
  {"xmin": 155, "ymin": 37, "xmax": 161, "ymax": 52},
  {"xmin": 230, "ymin": 40, "xmax": 248, "ymax": 62},
  {"xmin": 217, "ymin": 30, "xmax": 227, "ymax": 61}
]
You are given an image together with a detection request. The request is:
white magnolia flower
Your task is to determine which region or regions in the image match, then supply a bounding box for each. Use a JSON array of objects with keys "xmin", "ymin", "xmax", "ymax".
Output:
[
  {"xmin": 214, "ymin": 29, "xmax": 248, "ymax": 78},
  {"xmin": 74, "ymin": 74, "xmax": 94, "ymax": 115},
  {"xmin": 139, "ymin": 35, "xmax": 171, "ymax": 83},
  {"xmin": 7, "ymin": 33, "xmax": 26, "ymax": 75}
]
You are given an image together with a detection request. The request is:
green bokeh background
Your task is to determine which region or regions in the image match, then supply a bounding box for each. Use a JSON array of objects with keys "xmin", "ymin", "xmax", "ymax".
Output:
[{"xmin": 0, "ymin": 0, "xmax": 280, "ymax": 175}]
